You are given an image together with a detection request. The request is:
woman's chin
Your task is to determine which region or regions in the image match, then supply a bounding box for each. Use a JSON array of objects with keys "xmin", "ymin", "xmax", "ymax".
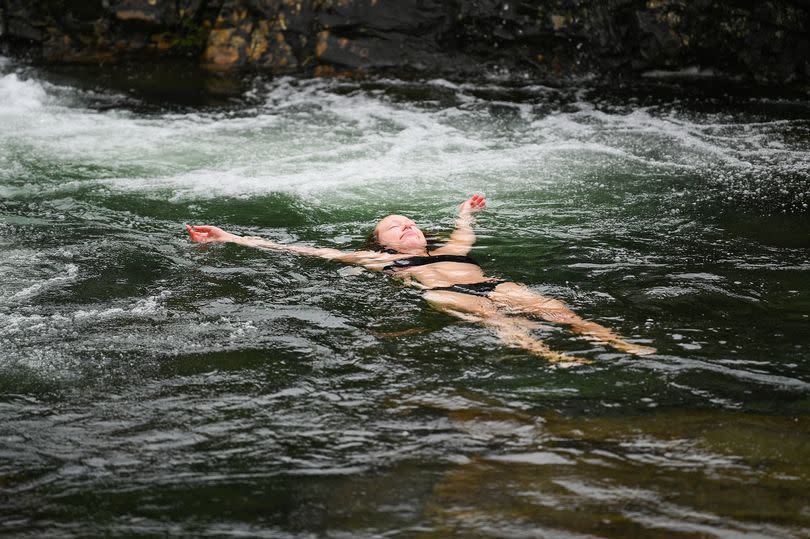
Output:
[{"xmin": 401, "ymin": 241, "xmax": 426, "ymax": 251}]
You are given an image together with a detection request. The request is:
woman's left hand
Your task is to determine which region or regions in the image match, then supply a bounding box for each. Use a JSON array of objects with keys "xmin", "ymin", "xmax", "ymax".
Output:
[
  {"xmin": 186, "ymin": 224, "xmax": 237, "ymax": 243},
  {"xmin": 460, "ymin": 194, "xmax": 486, "ymax": 214}
]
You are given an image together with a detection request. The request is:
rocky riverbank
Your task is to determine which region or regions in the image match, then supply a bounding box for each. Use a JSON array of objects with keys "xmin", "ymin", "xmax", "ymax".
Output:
[{"xmin": 2, "ymin": 1, "xmax": 809, "ymax": 84}]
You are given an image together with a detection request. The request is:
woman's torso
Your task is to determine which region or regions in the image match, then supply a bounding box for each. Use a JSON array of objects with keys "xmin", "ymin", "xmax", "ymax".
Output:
[{"xmin": 382, "ymin": 253, "xmax": 494, "ymax": 289}]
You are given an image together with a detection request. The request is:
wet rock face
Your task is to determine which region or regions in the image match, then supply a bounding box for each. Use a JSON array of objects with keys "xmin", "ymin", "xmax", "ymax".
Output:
[
  {"xmin": 1, "ymin": 0, "xmax": 809, "ymax": 83},
  {"xmin": 2, "ymin": 0, "xmax": 215, "ymax": 63},
  {"xmin": 200, "ymin": 0, "xmax": 308, "ymax": 71}
]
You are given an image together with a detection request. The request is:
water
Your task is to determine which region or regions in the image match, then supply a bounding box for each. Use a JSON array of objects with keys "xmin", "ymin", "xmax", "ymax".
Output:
[{"xmin": 1, "ymin": 58, "xmax": 809, "ymax": 537}]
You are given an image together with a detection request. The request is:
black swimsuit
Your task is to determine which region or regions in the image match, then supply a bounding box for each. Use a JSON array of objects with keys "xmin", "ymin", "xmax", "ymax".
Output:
[
  {"xmin": 383, "ymin": 254, "xmax": 506, "ymax": 297},
  {"xmin": 431, "ymin": 280, "xmax": 507, "ymax": 297},
  {"xmin": 382, "ymin": 254, "xmax": 479, "ymax": 271}
]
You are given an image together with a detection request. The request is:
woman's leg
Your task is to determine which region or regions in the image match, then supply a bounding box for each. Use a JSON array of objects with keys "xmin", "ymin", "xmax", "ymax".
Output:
[
  {"xmin": 423, "ymin": 290, "xmax": 589, "ymax": 364},
  {"xmin": 488, "ymin": 283, "xmax": 655, "ymax": 356}
]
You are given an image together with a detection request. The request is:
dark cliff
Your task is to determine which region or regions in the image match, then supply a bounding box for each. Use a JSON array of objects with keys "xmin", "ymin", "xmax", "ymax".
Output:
[{"xmin": 2, "ymin": 0, "xmax": 809, "ymax": 84}]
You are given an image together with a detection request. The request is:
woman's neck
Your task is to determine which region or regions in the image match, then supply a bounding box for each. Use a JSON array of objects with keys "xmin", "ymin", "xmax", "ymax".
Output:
[{"xmin": 399, "ymin": 247, "xmax": 429, "ymax": 256}]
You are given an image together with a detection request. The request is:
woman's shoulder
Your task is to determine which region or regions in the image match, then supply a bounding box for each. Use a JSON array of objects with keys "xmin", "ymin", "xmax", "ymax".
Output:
[{"xmin": 342, "ymin": 249, "xmax": 408, "ymax": 270}]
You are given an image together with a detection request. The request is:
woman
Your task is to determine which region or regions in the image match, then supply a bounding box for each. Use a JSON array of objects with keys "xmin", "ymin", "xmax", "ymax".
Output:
[{"xmin": 186, "ymin": 194, "xmax": 655, "ymax": 363}]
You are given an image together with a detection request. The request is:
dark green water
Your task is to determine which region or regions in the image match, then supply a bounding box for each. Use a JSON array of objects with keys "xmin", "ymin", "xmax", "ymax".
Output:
[{"xmin": 1, "ymin": 58, "xmax": 809, "ymax": 537}]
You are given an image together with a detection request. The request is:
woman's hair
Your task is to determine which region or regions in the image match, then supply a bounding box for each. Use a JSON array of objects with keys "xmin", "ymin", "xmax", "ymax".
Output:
[{"xmin": 363, "ymin": 229, "xmax": 387, "ymax": 252}]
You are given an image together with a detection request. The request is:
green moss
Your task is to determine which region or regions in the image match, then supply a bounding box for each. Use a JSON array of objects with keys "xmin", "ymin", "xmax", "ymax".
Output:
[{"xmin": 175, "ymin": 14, "xmax": 211, "ymax": 49}]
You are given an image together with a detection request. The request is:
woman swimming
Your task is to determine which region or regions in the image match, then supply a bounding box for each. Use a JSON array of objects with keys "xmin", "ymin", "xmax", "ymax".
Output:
[{"xmin": 186, "ymin": 194, "xmax": 655, "ymax": 364}]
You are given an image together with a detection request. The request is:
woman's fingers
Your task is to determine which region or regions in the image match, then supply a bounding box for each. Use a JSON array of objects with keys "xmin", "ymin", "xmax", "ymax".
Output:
[
  {"xmin": 627, "ymin": 344, "xmax": 656, "ymax": 356},
  {"xmin": 186, "ymin": 224, "xmax": 210, "ymax": 243},
  {"xmin": 465, "ymin": 193, "xmax": 486, "ymax": 211}
]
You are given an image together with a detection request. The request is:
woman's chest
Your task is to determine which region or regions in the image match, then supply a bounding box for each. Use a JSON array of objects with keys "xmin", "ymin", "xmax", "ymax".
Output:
[{"xmin": 394, "ymin": 262, "xmax": 486, "ymax": 285}]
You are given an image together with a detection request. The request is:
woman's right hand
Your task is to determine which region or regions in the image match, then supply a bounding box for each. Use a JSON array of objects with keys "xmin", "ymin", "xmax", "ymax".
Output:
[{"xmin": 185, "ymin": 224, "xmax": 237, "ymax": 244}]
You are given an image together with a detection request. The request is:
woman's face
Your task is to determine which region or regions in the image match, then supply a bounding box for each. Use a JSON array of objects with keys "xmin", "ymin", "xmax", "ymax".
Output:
[{"xmin": 375, "ymin": 214, "xmax": 427, "ymax": 253}]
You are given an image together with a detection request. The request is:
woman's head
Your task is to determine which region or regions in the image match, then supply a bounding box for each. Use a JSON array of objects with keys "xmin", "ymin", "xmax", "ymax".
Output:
[{"xmin": 372, "ymin": 214, "xmax": 427, "ymax": 253}]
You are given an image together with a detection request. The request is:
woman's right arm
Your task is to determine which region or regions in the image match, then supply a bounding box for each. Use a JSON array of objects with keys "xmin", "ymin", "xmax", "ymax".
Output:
[{"xmin": 186, "ymin": 225, "xmax": 390, "ymax": 268}]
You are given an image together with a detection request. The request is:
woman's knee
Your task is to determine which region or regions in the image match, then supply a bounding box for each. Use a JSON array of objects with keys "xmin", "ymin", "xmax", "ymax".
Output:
[{"xmin": 492, "ymin": 283, "xmax": 566, "ymax": 309}]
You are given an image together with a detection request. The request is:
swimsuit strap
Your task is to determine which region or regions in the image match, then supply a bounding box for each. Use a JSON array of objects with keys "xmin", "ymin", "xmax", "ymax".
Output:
[{"xmin": 383, "ymin": 254, "xmax": 480, "ymax": 272}]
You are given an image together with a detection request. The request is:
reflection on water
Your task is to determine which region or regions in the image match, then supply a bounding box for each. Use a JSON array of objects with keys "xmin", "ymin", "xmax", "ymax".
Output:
[
  {"xmin": 426, "ymin": 410, "xmax": 810, "ymax": 538},
  {"xmin": 0, "ymin": 57, "xmax": 809, "ymax": 536}
]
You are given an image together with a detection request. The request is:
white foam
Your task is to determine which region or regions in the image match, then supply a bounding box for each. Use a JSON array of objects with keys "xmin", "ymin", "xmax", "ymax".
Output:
[
  {"xmin": 641, "ymin": 66, "xmax": 721, "ymax": 79},
  {"xmin": 73, "ymin": 291, "xmax": 171, "ymax": 321},
  {"xmin": 6, "ymin": 264, "xmax": 79, "ymax": 303},
  {"xmin": 0, "ymin": 70, "xmax": 807, "ymax": 208},
  {"xmin": 0, "ymin": 291, "xmax": 172, "ymax": 340},
  {"xmin": 669, "ymin": 272, "xmax": 723, "ymax": 281},
  {"xmin": 0, "ymin": 73, "xmax": 48, "ymax": 112},
  {"xmin": 487, "ymin": 451, "xmax": 573, "ymax": 465}
]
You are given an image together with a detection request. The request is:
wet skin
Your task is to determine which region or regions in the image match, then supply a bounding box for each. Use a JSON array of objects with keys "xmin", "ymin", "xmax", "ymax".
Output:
[{"xmin": 187, "ymin": 194, "xmax": 655, "ymax": 363}]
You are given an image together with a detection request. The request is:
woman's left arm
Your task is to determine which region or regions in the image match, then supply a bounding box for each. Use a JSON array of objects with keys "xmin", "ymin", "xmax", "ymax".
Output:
[{"xmin": 432, "ymin": 194, "xmax": 486, "ymax": 256}]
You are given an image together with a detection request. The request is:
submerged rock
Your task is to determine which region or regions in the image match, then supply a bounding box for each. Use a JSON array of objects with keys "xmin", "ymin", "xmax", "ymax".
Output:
[{"xmin": 1, "ymin": 0, "xmax": 808, "ymax": 84}]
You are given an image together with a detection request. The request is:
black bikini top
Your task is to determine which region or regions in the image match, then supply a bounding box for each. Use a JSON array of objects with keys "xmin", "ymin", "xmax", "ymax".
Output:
[{"xmin": 383, "ymin": 254, "xmax": 480, "ymax": 272}]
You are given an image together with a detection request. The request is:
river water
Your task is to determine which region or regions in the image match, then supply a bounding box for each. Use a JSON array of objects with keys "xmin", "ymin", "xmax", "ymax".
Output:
[{"xmin": 1, "ymin": 57, "xmax": 809, "ymax": 537}]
